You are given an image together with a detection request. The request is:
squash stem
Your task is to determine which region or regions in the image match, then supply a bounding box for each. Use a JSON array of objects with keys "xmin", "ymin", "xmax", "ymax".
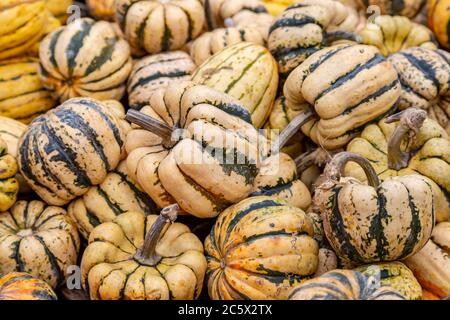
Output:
[
  {"xmin": 325, "ymin": 152, "xmax": 380, "ymax": 188},
  {"xmin": 385, "ymin": 108, "xmax": 427, "ymax": 171},
  {"xmin": 271, "ymin": 109, "xmax": 314, "ymax": 154},
  {"xmin": 323, "ymin": 31, "xmax": 362, "ymax": 45},
  {"xmin": 295, "ymin": 148, "xmax": 332, "ymax": 173},
  {"xmin": 126, "ymin": 109, "xmax": 176, "ymax": 148},
  {"xmin": 134, "ymin": 204, "xmax": 180, "ymax": 266}
]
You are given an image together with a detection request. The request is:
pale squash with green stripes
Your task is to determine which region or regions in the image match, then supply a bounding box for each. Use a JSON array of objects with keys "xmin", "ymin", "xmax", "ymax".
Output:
[
  {"xmin": 68, "ymin": 161, "xmax": 159, "ymax": 240},
  {"xmin": 205, "ymin": 196, "xmax": 319, "ymax": 300},
  {"xmin": 0, "ymin": 136, "xmax": 19, "ymax": 212},
  {"xmin": 0, "ymin": 58, "xmax": 57, "ymax": 123},
  {"xmin": 289, "ymin": 270, "xmax": 406, "ymax": 300},
  {"xmin": 192, "ymin": 42, "xmax": 278, "ymax": 128},
  {"xmin": 38, "ymin": 18, "xmax": 132, "ymax": 102},
  {"xmin": 126, "ymin": 82, "xmax": 270, "ymax": 218},
  {"xmin": 18, "ymin": 98, "xmax": 128, "ymax": 206},
  {"xmin": 315, "ymin": 152, "xmax": 435, "ymax": 264},
  {"xmin": 0, "ymin": 200, "xmax": 80, "ymax": 289},
  {"xmin": 354, "ymin": 262, "xmax": 422, "ymax": 300}
]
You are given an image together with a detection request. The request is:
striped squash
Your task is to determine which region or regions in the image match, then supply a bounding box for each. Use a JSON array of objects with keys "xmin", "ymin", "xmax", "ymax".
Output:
[
  {"xmin": 388, "ymin": 47, "xmax": 450, "ymax": 135},
  {"xmin": 128, "ymin": 51, "xmax": 196, "ymax": 110},
  {"xmin": 39, "ymin": 18, "xmax": 133, "ymax": 102},
  {"xmin": 202, "ymin": 0, "xmax": 269, "ymax": 30},
  {"xmin": 251, "ymin": 153, "xmax": 311, "ymax": 210},
  {"xmin": 289, "ymin": 270, "xmax": 406, "ymax": 300},
  {"xmin": 0, "ymin": 1, "xmax": 54, "ymax": 60},
  {"xmin": 0, "ymin": 272, "xmax": 57, "ymax": 300},
  {"xmin": 268, "ymin": 0, "xmax": 366, "ymax": 76},
  {"xmin": 314, "ymin": 152, "xmax": 435, "ymax": 264},
  {"xmin": 18, "ymin": 98, "xmax": 128, "ymax": 206},
  {"xmin": 189, "ymin": 26, "xmax": 266, "ymax": 66},
  {"xmin": 357, "ymin": 0, "xmax": 426, "ymax": 18},
  {"xmin": 45, "ymin": 0, "xmax": 73, "ymax": 23},
  {"xmin": 0, "ymin": 116, "xmax": 27, "ymax": 157},
  {"xmin": 86, "ymin": 0, "xmax": 116, "ymax": 21},
  {"xmin": 360, "ymin": 15, "xmax": 437, "ymax": 56},
  {"xmin": 354, "ymin": 262, "xmax": 422, "ymax": 300},
  {"xmin": 345, "ymin": 109, "xmax": 450, "ymax": 222},
  {"xmin": 81, "ymin": 206, "xmax": 207, "ymax": 300},
  {"xmin": 0, "ymin": 137, "xmax": 19, "ymax": 212},
  {"xmin": 205, "ymin": 196, "xmax": 319, "ymax": 300},
  {"xmin": 0, "ymin": 58, "xmax": 57, "ymax": 123},
  {"xmin": 0, "ymin": 200, "xmax": 80, "ymax": 289},
  {"xmin": 68, "ymin": 160, "xmax": 159, "ymax": 239},
  {"xmin": 428, "ymin": 0, "xmax": 450, "ymax": 50},
  {"xmin": 126, "ymin": 82, "xmax": 270, "ymax": 218},
  {"xmin": 115, "ymin": 0, "xmax": 205, "ymax": 56},
  {"xmin": 192, "ymin": 42, "xmax": 279, "ymax": 128},
  {"xmin": 404, "ymin": 222, "xmax": 450, "ymax": 298},
  {"xmin": 284, "ymin": 44, "xmax": 400, "ymax": 150}
]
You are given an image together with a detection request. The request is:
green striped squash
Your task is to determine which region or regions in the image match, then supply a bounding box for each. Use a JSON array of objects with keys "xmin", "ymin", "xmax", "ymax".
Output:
[
  {"xmin": 388, "ymin": 47, "xmax": 450, "ymax": 135},
  {"xmin": 205, "ymin": 196, "xmax": 319, "ymax": 300},
  {"xmin": 354, "ymin": 262, "xmax": 422, "ymax": 300},
  {"xmin": 0, "ymin": 200, "xmax": 80, "ymax": 289},
  {"xmin": 68, "ymin": 161, "xmax": 158, "ymax": 239},
  {"xmin": 128, "ymin": 51, "xmax": 196, "ymax": 110},
  {"xmin": 284, "ymin": 44, "xmax": 401, "ymax": 150},
  {"xmin": 126, "ymin": 82, "xmax": 270, "ymax": 218},
  {"xmin": 18, "ymin": 98, "xmax": 128, "ymax": 206},
  {"xmin": 289, "ymin": 270, "xmax": 406, "ymax": 300},
  {"xmin": 38, "ymin": 18, "xmax": 132, "ymax": 102},
  {"xmin": 192, "ymin": 42, "xmax": 278, "ymax": 128},
  {"xmin": 115, "ymin": 0, "xmax": 205, "ymax": 56},
  {"xmin": 0, "ymin": 272, "xmax": 57, "ymax": 300},
  {"xmin": 0, "ymin": 58, "xmax": 57, "ymax": 123}
]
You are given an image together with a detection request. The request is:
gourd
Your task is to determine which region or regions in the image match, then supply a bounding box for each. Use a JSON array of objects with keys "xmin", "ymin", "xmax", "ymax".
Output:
[
  {"xmin": 125, "ymin": 82, "xmax": 270, "ymax": 218},
  {"xmin": 428, "ymin": 0, "xmax": 450, "ymax": 50},
  {"xmin": 45, "ymin": 0, "xmax": 73, "ymax": 22},
  {"xmin": 189, "ymin": 25, "xmax": 266, "ymax": 66},
  {"xmin": 354, "ymin": 262, "xmax": 422, "ymax": 300},
  {"xmin": 345, "ymin": 108, "xmax": 450, "ymax": 222},
  {"xmin": 0, "ymin": 272, "xmax": 57, "ymax": 300},
  {"xmin": 404, "ymin": 222, "xmax": 450, "ymax": 298},
  {"xmin": 388, "ymin": 47, "xmax": 449, "ymax": 135},
  {"xmin": 314, "ymin": 152, "xmax": 435, "ymax": 264},
  {"xmin": 284, "ymin": 44, "xmax": 400, "ymax": 150},
  {"xmin": 81, "ymin": 205, "xmax": 207, "ymax": 300},
  {"xmin": 0, "ymin": 57, "xmax": 57, "ymax": 123},
  {"xmin": 360, "ymin": 15, "xmax": 437, "ymax": 56},
  {"xmin": 263, "ymin": 0, "xmax": 296, "ymax": 16},
  {"xmin": 289, "ymin": 269, "xmax": 406, "ymax": 300},
  {"xmin": 86, "ymin": 0, "xmax": 116, "ymax": 21},
  {"xmin": 0, "ymin": 116, "xmax": 27, "ymax": 158},
  {"xmin": 38, "ymin": 18, "xmax": 133, "ymax": 102},
  {"xmin": 357, "ymin": 0, "xmax": 426, "ymax": 18},
  {"xmin": 0, "ymin": 137, "xmax": 19, "ymax": 212},
  {"xmin": 115, "ymin": 0, "xmax": 205, "ymax": 56},
  {"xmin": 205, "ymin": 196, "xmax": 319, "ymax": 300},
  {"xmin": 192, "ymin": 42, "xmax": 278, "ymax": 128},
  {"xmin": 0, "ymin": 200, "xmax": 80, "ymax": 289},
  {"xmin": 128, "ymin": 51, "xmax": 196, "ymax": 110},
  {"xmin": 0, "ymin": 0, "xmax": 55, "ymax": 60},
  {"xmin": 68, "ymin": 161, "xmax": 159, "ymax": 239},
  {"xmin": 268, "ymin": 0, "xmax": 365, "ymax": 76},
  {"xmin": 18, "ymin": 98, "xmax": 128, "ymax": 206},
  {"xmin": 201, "ymin": 0, "xmax": 269, "ymax": 30}
]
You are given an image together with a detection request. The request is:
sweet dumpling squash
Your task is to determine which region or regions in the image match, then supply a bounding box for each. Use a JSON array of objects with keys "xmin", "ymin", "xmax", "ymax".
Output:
[
  {"xmin": 0, "ymin": 272, "xmax": 57, "ymax": 300},
  {"xmin": 38, "ymin": 18, "xmax": 133, "ymax": 102},
  {"xmin": 205, "ymin": 196, "xmax": 319, "ymax": 300}
]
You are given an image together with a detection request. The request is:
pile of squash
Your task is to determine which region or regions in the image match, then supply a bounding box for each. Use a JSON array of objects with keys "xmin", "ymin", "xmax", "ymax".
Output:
[{"xmin": 0, "ymin": 0, "xmax": 448, "ymax": 301}]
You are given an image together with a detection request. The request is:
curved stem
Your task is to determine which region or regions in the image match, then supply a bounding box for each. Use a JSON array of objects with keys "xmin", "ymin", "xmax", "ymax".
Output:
[
  {"xmin": 134, "ymin": 204, "xmax": 180, "ymax": 266},
  {"xmin": 385, "ymin": 108, "xmax": 427, "ymax": 171},
  {"xmin": 324, "ymin": 31, "xmax": 362, "ymax": 45},
  {"xmin": 126, "ymin": 109, "xmax": 176, "ymax": 148},
  {"xmin": 295, "ymin": 148, "xmax": 332, "ymax": 173},
  {"xmin": 324, "ymin": 152, "xmax": 380, "ymax": 188},
  {"xmin": 271, "ymin": 109, "xmax": 314, "ymax": 155}
]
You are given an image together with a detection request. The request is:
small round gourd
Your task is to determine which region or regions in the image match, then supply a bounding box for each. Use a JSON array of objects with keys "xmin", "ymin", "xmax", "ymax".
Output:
[
  {"xmin": 0, "ymin": 272, "xmax": 57, "ymax": 300},
  {"xmin": 81, "ymin": 205, "xmax": 207, "ymax": 300},
  {"xmin": 0, "ymin": 200, "xmax": 80, "ymax": 289},
  {"xmin": 205, "ymin": 196, "xmax": 319, "ymax": 300},
  {"xmin": 39, "ymin": 18, "xmax": 132, "ymax": 102}
]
